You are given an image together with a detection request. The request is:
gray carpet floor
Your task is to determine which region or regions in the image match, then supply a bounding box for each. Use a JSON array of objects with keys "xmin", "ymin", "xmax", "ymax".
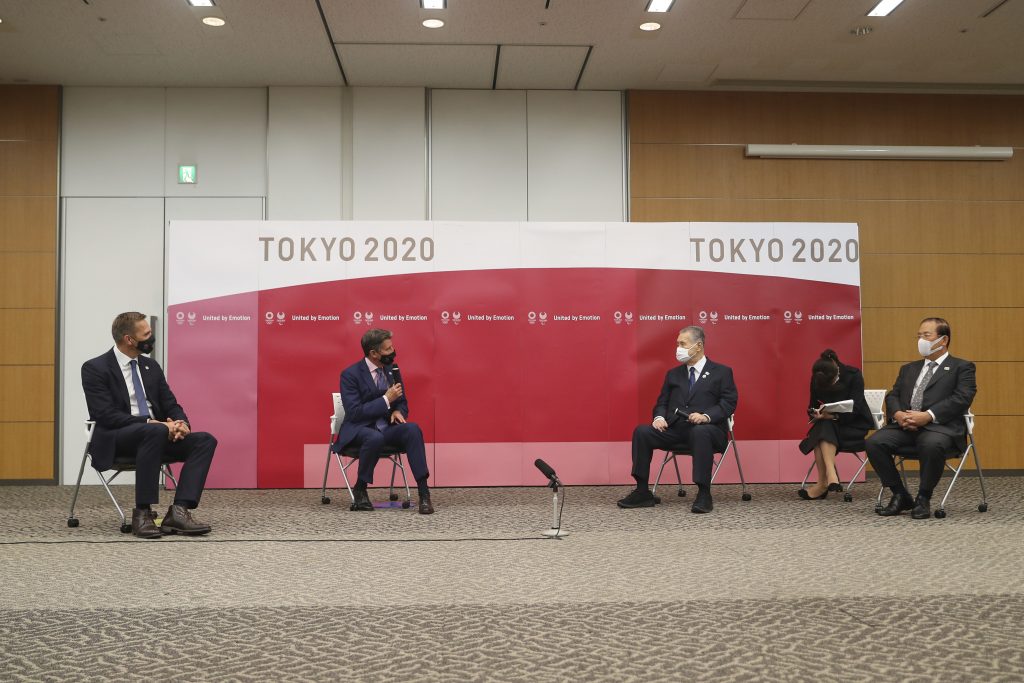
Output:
[{"xmin": 1, "ymin": 477, "xmax": 1022, "ymax": 682}]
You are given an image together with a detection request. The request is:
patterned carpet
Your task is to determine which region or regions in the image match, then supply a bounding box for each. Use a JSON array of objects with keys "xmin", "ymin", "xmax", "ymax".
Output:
[{"xmin": 1, "ymin": 477, "xmax": 1022, "ymax": 682}]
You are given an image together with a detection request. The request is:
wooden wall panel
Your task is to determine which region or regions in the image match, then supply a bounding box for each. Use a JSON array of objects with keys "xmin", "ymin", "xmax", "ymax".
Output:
[
  {"xmin": 630, "ymin": 92, "xmax": 1024, "ymax": 146},
  {"xmin": 0, "ymin": 423, "xmax": 55, "ymax": 480},
  {"xmin": 631, "ymin": 146, "xmax": 1024, "ymax": 202},
  {"xmin": 0, "ymin": 84, "xmax": 59, "ymax": 483},
  {"xmin": 631, "ymin": 199, "xmax": 1024, "ymax": 255},
  {"xmin": 861, "ymin": 309, "xmax": 1024, "ymax": 362},
  {"xmin": 0, "ymin": 367, "xmax": 55, "ymax": 421},
  {"xmin": 864, "ymin": 362, "xmax": 1021, "ymax": 417},
  {"xmin": 0, "ymin": 85, "xmax": 59, "ymax": 141},
  {"xmin": 630, "ymin": 90, "xmax": 1024, "ymax": 471},
  {"xmin": 0, "ymin": 197, "xmax": 57, "ymax": 251},
  {"xmin": 0, "ymin": 310, "xmax": 55, "ymax": 365},
  {"xmin": 860, "ymin": 255, "xmax": 1024, "ymax": 308},
  {"xmin": 0, "ymin": 141, "xmax": 59, "ymax": 197},
  {"xmin": 0, "ymin": 253, "xmax": 55, "ymax": 308}
]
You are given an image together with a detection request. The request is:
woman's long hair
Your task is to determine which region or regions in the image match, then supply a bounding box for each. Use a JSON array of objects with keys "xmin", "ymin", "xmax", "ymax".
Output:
[{"xmin": 812, "ymin": 349, "xmax": 841, "ymax": 391}]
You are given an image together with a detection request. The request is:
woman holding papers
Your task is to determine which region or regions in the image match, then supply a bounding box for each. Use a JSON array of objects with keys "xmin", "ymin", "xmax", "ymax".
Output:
[{"xmin": 797, "ymin": 349, "xmax": 874, "ymax": 500}]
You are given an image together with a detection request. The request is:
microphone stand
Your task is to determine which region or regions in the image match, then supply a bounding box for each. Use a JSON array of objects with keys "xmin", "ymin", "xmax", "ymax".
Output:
[{"xmin": 541, "ymin": 478, "xmax": 569, "ymax": 538}]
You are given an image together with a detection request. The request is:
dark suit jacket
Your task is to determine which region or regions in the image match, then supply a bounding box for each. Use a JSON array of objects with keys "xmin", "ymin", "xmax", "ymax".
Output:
[
  {"xmin": 653, "ymin": 358, "xmax": 738, "ymax": 436},
  {"xmin": 81, "ymin": 349, "xmax": 188, "ymax": 470},
  {"xmin": 882, "ymin": 354, "xmax": 976, "ymax": 443},
  {"xmin": 333, "ymin": 359, "xmax": 409, "ymax": 452},
  {"xmin": 808, "ymin": 363, "xmax": 874, "ymax": 433}
]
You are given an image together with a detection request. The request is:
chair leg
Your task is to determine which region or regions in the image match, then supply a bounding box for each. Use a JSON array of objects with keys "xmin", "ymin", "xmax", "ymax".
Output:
[
  {"xmin": 338, "ymin": 454, "xmax": 357, "ymax": 507},
  {"xmin": 66, "ymin": 449, "xmax": 91, "ymax": 528},
  {"xmin": 799, "ymin": 460, "xmax": 815, "ymax": 489},
  {"xmin": 971, "ymin": 438, "xmax": 989, "ymax": 512},
  {"xmin": 162, "ymin": 466, "xmax": 178, "ymax": 491},
  {"xmin": 731, "ymin": 442, "xmax": 752, "ymax": 501},
  {"xmin": 396, "ymin": 455, "xmax": 412, "ymax": 508},
  {"xmin": 672, "ymin": 455, "xmax": 685, "ymax": 497},
  {"xmin": 97, "ymin": 471, "xmax": 130, "ymax": 532},
  {"xmin": 652, "ymin": 453, "xmax": 671, "ymax": 496},
  {"xmin": 320, "ymin": 444, "xmax": 334, "ymax": 504},
  {"xmin": 936, "ymin": 447, "xmax": 972, "ymax": 518},
  {"xmin": 388, "ymin": 458, "xmax": 399, "ymax": 502}
]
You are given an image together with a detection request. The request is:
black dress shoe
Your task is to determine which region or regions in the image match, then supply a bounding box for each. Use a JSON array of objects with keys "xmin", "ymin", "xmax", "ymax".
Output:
[
  {"xmin": 160, "ymin": 504, "xmax": 212, "ymax": 535},
  {"xmin": 798, "ymin": 488, "xmax": 828, "ymax": 500},
  {"xmin": 877, "ymin": 492, "xmax": 915, "ymax": 517},
  {"xmin": 131, "ymin": 507, "xmax": 162, "ymax": 539},
  {"xmin": 911, "ymin": 496, "xmax": 931, "ymax": 520},
  {"xmin": 617, "ymin": 489, "xmax": 656, "ymax": 508},
  {"xmin": 691, "ymin": 488, "xmax": 713, "ymax": 514},
  {"xmin": 351, "ymin": 488, "xmax": 374, "ymax": 511},
  {"xmin": 418, "ymin": 495, "xmax": 435, "ymax": 515},
  {"xmin": 827, "ymin": 482, "xmax": 844, "ymax": 493}
]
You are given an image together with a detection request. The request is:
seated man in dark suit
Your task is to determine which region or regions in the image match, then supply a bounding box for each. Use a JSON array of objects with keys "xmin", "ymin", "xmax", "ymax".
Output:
[
  {"xmin": 81, "ymin": 312, "xmax": 217, "ymax": 538},
  {"xmin": 618, "ymin": 325, "xmax": 738, "ymax": 514},
  {"xmin": 867, "ymin": 317, "xmax": 976, "ymax": 519},
  {"xmin": 334, "ymin": 328, "xmax": 433, "ymax": 514}
]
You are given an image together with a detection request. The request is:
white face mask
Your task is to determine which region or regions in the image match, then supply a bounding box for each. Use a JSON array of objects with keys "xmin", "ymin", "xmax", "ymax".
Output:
[
  {"xmin": 676, "ymin": 344, "xmax": 697, "ymax": 363},
  {"xmin": 917, "ymin": 336, "xmax": 945, "ymax": 357}
]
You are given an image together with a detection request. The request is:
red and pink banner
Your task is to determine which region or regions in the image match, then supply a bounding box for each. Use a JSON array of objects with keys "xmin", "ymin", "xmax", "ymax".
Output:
[{"xmin": 167, "ymin": 221, "xmax": 861, "ymax": 488}]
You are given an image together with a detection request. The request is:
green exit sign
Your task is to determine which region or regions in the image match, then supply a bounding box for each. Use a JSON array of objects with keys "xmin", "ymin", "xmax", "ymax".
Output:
[{"xmin": 178, "ymin": 165, "xmax": 197, "ymax": 184}]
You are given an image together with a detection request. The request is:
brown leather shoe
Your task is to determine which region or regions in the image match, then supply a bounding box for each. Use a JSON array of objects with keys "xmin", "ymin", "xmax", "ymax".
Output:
[
  {"xmin": 418, "ymin": 495, "xmax": 434, "ymax": 515},
  {"xmin": 160, "ymin": 504, "xmax": 212, "ymax": 536},
  {"xmin": 132, "ymin": 507, "xmax": 162, "ymax": 539}
]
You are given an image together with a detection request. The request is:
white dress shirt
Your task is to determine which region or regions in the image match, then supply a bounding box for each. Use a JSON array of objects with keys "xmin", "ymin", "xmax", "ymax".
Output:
[{"xmin": 112, "ymin": 346, "xmax": 153, "ymax": 417}]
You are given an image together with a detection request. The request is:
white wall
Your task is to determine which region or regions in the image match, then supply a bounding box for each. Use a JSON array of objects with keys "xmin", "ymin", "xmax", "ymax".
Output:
[{"xmin": 58, "ymin": 85, "xmax": 625, "ymax": 481}]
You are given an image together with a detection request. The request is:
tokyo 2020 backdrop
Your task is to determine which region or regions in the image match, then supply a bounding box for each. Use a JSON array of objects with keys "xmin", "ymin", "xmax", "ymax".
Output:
[{"xmin": 167, "ymin": 221, "xmax": 861, "ymax": 489}]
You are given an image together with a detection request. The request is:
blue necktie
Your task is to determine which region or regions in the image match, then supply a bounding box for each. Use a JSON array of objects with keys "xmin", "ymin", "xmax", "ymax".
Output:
[
  {"xmin": 688, "ymin": 366, "xmax": 697, "ymax": 392},
  {"xmin": 130, "ymin": 359, "xmax": 150, "ymax": 418},
  {"xmin": 374, "ymin": 368, "xmax": 388, "ymax": 431}
]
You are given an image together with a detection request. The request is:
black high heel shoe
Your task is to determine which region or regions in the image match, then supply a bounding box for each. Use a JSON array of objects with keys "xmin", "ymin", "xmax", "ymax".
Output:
[
  {"xmin": 827, "ymin": 467, "xmax": 843, "ymax": 493},
  {"xmin": 797, "ymin": 487, "xmax": 829, "ymax": 500}
]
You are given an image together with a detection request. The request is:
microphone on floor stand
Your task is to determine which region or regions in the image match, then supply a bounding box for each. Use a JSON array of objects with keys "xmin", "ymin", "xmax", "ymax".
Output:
[{"xmin": 534, "ymin": 459, "xmax": 568, "ymax": 539}]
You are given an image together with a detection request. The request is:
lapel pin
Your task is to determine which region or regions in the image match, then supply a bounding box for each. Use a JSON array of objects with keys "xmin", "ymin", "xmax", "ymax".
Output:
[{"xmin": 944, "ymin": 367, "xmax": 949, "ymax": 371}]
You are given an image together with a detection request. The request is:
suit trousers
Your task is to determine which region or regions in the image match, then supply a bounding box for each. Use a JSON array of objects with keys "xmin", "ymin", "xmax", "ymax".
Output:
[
  {"xmin": 349, "ymin": 422, "xmax": 429, "ymax": 486},
  {"xmin": 113, "ymin": 423, "xmax": 217, "ymax": 508},
  {"xmin": 865, "ymin": 426, "xmax": 957, "ymax": 495},
  {"xmin": 631, "ymin": 422, "xmax": 727, "ymax": 488}
]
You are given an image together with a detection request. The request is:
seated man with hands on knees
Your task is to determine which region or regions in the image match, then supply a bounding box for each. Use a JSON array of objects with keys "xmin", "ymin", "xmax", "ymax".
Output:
[{"xmin": 618, "ymin": 325, "xmax": 738, "ymax": 514}]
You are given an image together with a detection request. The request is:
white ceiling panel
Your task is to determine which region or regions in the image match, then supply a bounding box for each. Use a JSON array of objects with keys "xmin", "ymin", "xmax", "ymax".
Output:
[
  {"xmin": 0, "ymin": 0, "xmax": 1020, "ymax": 92},
  {"xmin": 336, "ymin": 44, "xmax": 496, "ymax": 88},
  {"xmin": 496, "ymin": 45, "xmax": 589, "ymax": 90}
]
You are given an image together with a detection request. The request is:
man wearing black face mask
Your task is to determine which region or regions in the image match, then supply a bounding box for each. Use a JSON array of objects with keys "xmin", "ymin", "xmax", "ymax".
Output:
[
  {"xmin": 81, "ymin": 312, "xmax": 217, "ymax": 538},
  {"xmin": 334, "ymin": 328, "xmax": 433, "ymax": 514},
  {"xmin": 866, "ymin": 317, "xmax": 976, "ymax": 519}
]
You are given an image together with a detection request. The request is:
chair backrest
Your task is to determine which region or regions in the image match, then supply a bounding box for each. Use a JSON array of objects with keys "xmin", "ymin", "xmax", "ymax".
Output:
[
  {"xmin": 330, "ymin": 392, "xmax": 345, "ymax": 436},
  {"xmin": 84, "ymin": 420, "xmax": 95, "ymax": 445},
  {"xmin": 863, "ymin": 389, "xmax": 886, "ymax": 430}
]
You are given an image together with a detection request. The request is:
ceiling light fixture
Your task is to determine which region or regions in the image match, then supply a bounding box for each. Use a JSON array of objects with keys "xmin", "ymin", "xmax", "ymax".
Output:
[
  {"xmin": 422, "ymin": 18, "xmax": 445, "ymax": 28},
  {"xmin": 745, "ymin": 144, "xmax": 1013, "ymax": 161},
  {"xmin": 202, "ymin": 16, "xmax": 225, "ymax": 26},
  {"xmin": 867, "ymin": 0, "xmax": 906, "ymax": 17},
  {"xmin": 187, "ymin": 0, "xmax": 215, "ymax": 6},
  {"xmin": 639, "ymin": 22, "xmax": 661, "ymax": 31},
  {"xmin": 645, "ymin": 0, "xmax": 675, "ymax": 11},
  {"xmin": 420, "ymin": 0, "xmax": 446, "ymax": 8}
]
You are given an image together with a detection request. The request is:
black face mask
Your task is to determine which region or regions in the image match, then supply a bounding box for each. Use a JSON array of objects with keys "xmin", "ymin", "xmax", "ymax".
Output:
[
  {"xmin": 134, "ymin": 335, "xmax": 156, "ymax": 355},
  {"xmin": 378, "ymin": 350, "xmax": 396, "ymax": 365}
]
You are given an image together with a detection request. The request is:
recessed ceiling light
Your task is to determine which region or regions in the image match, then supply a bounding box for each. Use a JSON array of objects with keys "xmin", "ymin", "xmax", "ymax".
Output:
[
  {"xmin": 202, "ymin": 16, "xmax": 225, "ymax": 26},
  {"xmin": 422, "ymin": 18, "xmax": 445, "ymax": 28},
  {"xmin": 420, "ymin": 0, "xmax": 446, "ymax": 8},
  {"xmin": 639, "ymin": 22, "xmax": 661, "ymax": 31},
  {"xmin": 867, "ymin": 0, "xmax": 905, "ymax": 16},
  {"xmin": 187, "ymin": 0, "xmax": 215, "ymax": 6},
  {"xmin": 645, "ymin": 0, "xmax": 675, "ymax": 11}
]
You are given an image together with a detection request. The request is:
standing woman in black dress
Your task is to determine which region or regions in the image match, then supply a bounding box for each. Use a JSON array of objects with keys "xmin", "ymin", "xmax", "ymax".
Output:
[{"xmin": 798, "ymin": 349, "xmax": 874, "ymax": 500}]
